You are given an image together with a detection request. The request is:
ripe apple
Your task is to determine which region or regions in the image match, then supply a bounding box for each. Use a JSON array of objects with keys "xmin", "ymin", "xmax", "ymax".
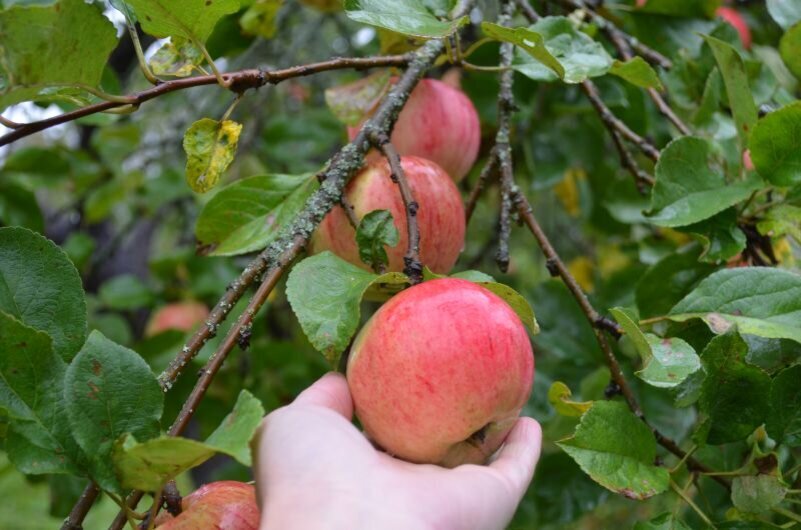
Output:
[
  {"xmin": 717, "ymin": 7, "xmax": 751, "ymax": 49},
  {"xmin": 146, "ymin": 301, "xmax": 210, "ymax": 337},
  {"xmin": 346, "ymin": 278, "xmax": 535, "ymax": 467},
  {"xmin": 154, "ymin": 481, "xmax": 259, "ymax": 529},
  {"xmin": 348, "ymin": 78, "xmax": 481, "ymax": 182},
  {"xmin": 311, "ymin": 156, "xmax": 466, "ymax": 274}
]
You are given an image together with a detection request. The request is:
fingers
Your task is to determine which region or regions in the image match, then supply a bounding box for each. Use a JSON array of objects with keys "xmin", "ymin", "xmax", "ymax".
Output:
[
  {"xmin": 292, "ymin": 372, "xmax": 354, "ymax": 420},
  {"xmin": 487, "ymin": 417, "xmax": 543, "ymax": 498}
]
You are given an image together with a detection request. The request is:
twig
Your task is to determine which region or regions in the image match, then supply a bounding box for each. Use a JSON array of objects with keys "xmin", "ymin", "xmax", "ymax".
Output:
[
  {"xmin": 670, "ymin": 480, "xmax": 715, "ymax": 527},
  {"xmin": 465, "ymin": 149, "xmax": 499, "ymax": 224},
  {"xmin": 608, "ymin": 124, "xmax": 656, "ymax": 193},
  {"xmin": 0, "ymin": 115, "xmax": 21, "ymax": 129},
  {"xmin": 371, "ymin": 135, "xmax": 423, "ymax": 284},
  {"xmin": 340, "ymin": 195, "xmax": 360, "ymax": 230},
  {"xmin": 61, "ymin": 483, "xmax": 100, "ymax": 530},
  {"xmin": 0, "ymin": 55, "xmax": 410, "ymax": 147}
]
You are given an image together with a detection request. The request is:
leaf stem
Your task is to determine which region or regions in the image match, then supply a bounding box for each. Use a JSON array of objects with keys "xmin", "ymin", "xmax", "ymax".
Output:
[{"xmin": 670, "ymin": 480, "xmax": 715, "ymax": 528}]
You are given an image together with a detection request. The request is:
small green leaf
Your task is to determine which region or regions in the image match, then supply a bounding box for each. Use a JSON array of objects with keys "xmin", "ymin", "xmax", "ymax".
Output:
[
  {"xmin": 548, "ymin": 381, "xmax": 592, "ymax": 417},
  {"xmin": 609, "ymin": 57, "xmax": 663, "ymax": 90},
  {"xmin": 114, "ymin": 435, "xmax": 215, "ymax": 491},
  {"xmin": 477, "ymin": 282, "xmax": 539, "ymax": 334},
  {"xmin": 648, "ymin": 137, "xmax": 762, "ymax": 227},
  {"xmin": 183, "ymin": 118, "xmax": 243, "ymax": 193},
  {"xmin": 204, "ymin": 390, "xmax": 265, "ymax": 466},
  {"xmin": 356, "ymin": 210, "xmax": 400, "ymax": 272},
  {"xmin": 508, "ymin": 17, "xmax": 611, "ymax": 84},
  {"xmin": 117, "ymin": 0, "xmax": 240, "ymax": 42},
  {"xmin": 749, "ymin": 102, "xmax": 801, "ymax": 187},
  {"xmin": 557, "ymin": 401, "xmax": 670, "ymax": 499},
  {"xmin": 98, "ymin": 275, "xmax": 154, "ymax": 310},
  {"xmin": 450, "ymin": 270, "xmax": 495, "ymax": 282},
  {"xmin": 286, "ymin": 252, "xmax": 408, "ymax": 364},
  {"xmin": 670, "ymin": 267, "xmax": 801, "ymax": 344},
  {"xmin": 611, "ymin": 308, "xmax": 700, "ymax": 388},
  {"xmin": 682, "ymin": 208, "xmax": 747, "ymax": 263},
  {"xmin": 702, "ymin": 35, "xmax": 758, "ymax": 149},
  {"xmin": 344, "ymin": 0, "xmax": 467, "ymax": 38},
  {"xmin": 698, "ymin": 331, "xmax": 771, "ymax": 444},
  {"xmin": 0, "ymin": 182, "xmax": 44, "ymax": 233},
  {"xmin": 0, "ymin": 312, "xmax": 83, "ymax": 475},
  {"xmin": 634, "ymin": 513, "xmax": 692, "ymax": 530},
  {"xmin": 0, "ymin": 227, "xmax": 87, "ymax": 361},
  {"xmin": 195, "ymin": 173, "xmax": 318, "ymax": 256},
  {"xmin": 481, "ymin": 22, "xmax": 565, "ymax": 80},
  {"xmin": 780, "ymin": 22, "xmax": 801, "ymax": 80},
  {"xmin": 65, "ymin": 331, "xmax": 163, "ymax": 493},
  {"xmin": 756, "ymin": 204, "xmax": 801, "ymax": 244},
  {"xmin": 731, "ymin": 475, "xmax": 787, "ymax": 514},
  {"xmin": 148, "ymin": 37, "xmax": 204, "ymax": 77},
  {"xmin": 766, "ymin": 364, "xmax": 801, "ymax": 446},
  {"xmin": 324, "ymin": 70, "xmax": 393, "ymax": 126},
  {"xmin": 767, "ymin": 0, "xmax": 801, "ymax": 29}
]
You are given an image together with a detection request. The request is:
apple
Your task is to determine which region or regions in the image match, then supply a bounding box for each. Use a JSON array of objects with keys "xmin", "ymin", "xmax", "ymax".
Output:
[
  {"xmin": 146, "ymin": 301, "xmax": 210, "ymax": 337},
  {"xmin": 717, "ymin": 7, "xmax": 751, "ymax": 49},
  {"xmin": 311, "ymin": 156, "xmax": 466, "ymax": 274},
  {"xmin": 154, "ymin": 481, "xmax": 259, "ymax": 529},
  {"xmin": 346, "ymin": 278, "xmax": 535, "ymax": 467},
  {"xmin": 348, "ymin": 78, "xmax": 481, "ymax": 182}
]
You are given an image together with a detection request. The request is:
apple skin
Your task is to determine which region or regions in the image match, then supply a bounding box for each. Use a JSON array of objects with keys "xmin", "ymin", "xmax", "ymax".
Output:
[
  {"xmin": 311, "ymin": 156, "xmax": 466, "ymax": 274},
  {"xmin": 346, "ymin": 278, "xmax": 534, "ymax": 467},
  {"xmin": 348, "ymin": 78, "xmax": 481, "ymax": 182},
  {"xmin": 717, "ymin": 7, "xmax": 751, "ymax": 49},
  {"xmin": 146, "ymin": 301, "xmax": 210, "ymax": 337},
  {"xmin": 154, "ymin": 481, "xmax": 259, "ymax": 530}
]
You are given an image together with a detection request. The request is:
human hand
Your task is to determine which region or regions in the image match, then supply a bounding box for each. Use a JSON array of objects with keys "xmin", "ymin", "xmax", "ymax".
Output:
[{"xmin": 252, "ymin": 372, "xmax": 542, "ymax": 530}]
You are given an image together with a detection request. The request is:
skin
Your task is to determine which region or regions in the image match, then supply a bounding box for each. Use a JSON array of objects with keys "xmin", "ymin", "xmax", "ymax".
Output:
[
  {"xmin": 145, "ymin": 301, "xmax": 210, "ymax": 337},
  {"xmin": 254, "ymin": 373, "xmax": 542, "ymax": 530},
  {"xmin": 347, "ymin": 278, "xmax": 535, "ymax": 467},
  {"xmin": 717, "ymin": 7, "xmax": 751, "ymax": 49},
  {"xmin": 348, "ymin": 78, "xmax": 481, "ymax": 181},
  {"xmin": 311, "ymin": 156, "xmax": 466, "ymax": 274},
  {"xmin": 154, "ymin": 481, "xmax": 259, "ymax": 529}
]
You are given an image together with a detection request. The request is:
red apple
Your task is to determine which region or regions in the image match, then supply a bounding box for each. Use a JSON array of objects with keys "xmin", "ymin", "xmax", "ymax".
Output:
[
  {"xmin": 717, "ymin": 7, "xmax": 751, "ymax": 49},
  {"xmin": 311, "ymin": 156, "xmax": 466, "ymax": 274},
  {"xmin": 154, "ymin": 481, "xmax": 259, "ymax": 529},
  {"xmin": 348, "ymin": 78, "xmax": 481, "ymax": 181},
  {"xmin": 347, "ymin": 278, "xmax": 535, "ymax": 467},
  {"xmin": 146, "ymin": 301, "xmax": 210, "ymax": 337}
]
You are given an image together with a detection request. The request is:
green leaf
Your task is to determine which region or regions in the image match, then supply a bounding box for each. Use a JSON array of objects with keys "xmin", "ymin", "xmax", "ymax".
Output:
[
  {"xmin": 344, "ymin": 0, "xmax": 467, "ymax": 38},
  {"xmin": 98, "ymin": 275, "xmax": 154, "ymax": 310},
  {"xmin": 731, "ymin": 475, "xmax": 787, "ymax": 514},
  {"xmin": 780, "ymin": 22, "xmax": 801, "ymax": 81},
  {"xmin": 356, "ymin": 210, "xmax": 400, "ymax": 271},
  {"xmin": 481, "ymin": 22, "xmax": 565, "ymax": 80},
  {"xmin": 557, "ymin": 401, "xmax": 669, "ymax": 499},
  {"xmin": 698, "ymin": 331, "xmax": 771, "ymax": 444},
  {"xmin": 0, "ymin": 0, "xmax": 118, "ymax": 112},
  {"xmin": 757, "ymin": 204, "xmax": 801, "ymax": 244},
  {"xmin": 670, "ymin": 268, "xmax": 801, "ymax": 344},
  {"xmin": 204, "ymin": 390, "xmax": 265, "ymax": 466},
  {"xmin": 766, "ymin": 364, "xmax": 801, "ymax": 446},
  {"xmin": 195, "ymin": 173, "xmax": 318, "ymax": 256},
  {"xmin": 634, "ymin": 513, "xmax": 692, "ymax": 530},
  {"xmin": 749, "ymin": 102, "xmax": 801, "ymax": 187},
  {"xmin": 767, "ymin": 0, "xmax": 801, "ymax": 29},
  {"xmin": 65, "ymin": 331, "xmax": 163, "ymax": 493},
  {"xmin": 0, "ymin": 227, "xmax": 87, "ymax": 361},
  {"xmin": 148, "ymin": 37, "xmax": 204, "ymax": 77},
  {"xmin": 702, "ymin": 35, "xmax": 758, "ymax": 148},
  {"xmin": 609, "ymin": 57, "xmax": 663, "ymax": 90},
  {"xmin": 477, "ymin": 282, "xmax": 539, "ymax": 334},
  {"xmin": 509, "ymin": 17, "xmax": 611, "ymax": 84},
  {"xmin": 648, "ymin": 137, "xmax": 761, "ymax": 227},
  {"xmin": 113, "ymin": 435, "xmax": 215, "ymax": 491},
  {"xmin": 611, "ymin": 308, "xmax": 700, "ymax": 388},
  {"xmin": 0, "ymin": 182, "xmax": 43, "ymax": 233},
  {"xmin": 240, "ymin": 0, "xmax": 283, "ymax": 38},
  {"xmin": 324, "ymin": 70, "xmax": 392, "ymax": 126},
  {"xmin": 118, "ymin": 0, "xmax": 240, "ymax": 42},
  {"xmin": 450, "ymin": 270, "xmax": 495, "ymax": 282},
  {"xmin": 682, "ymin": 208, "xmax": 747, "ymax": 263},
  {"xmin": 286, "ymin": 252, "xmax": 408, "ymax": 364},
  {"xmin": 636, "ymin": 0, "xmax": 720, "ymax": 17},
  {"xmin": 0, "ymin": 312, "xmax": 83, "ymax": 475},
  {"xmin": 548, "ymin": 381, "xmax": 592, "ymax": 417},
  {"xmin": 183, "ymin": 118, "xmax": 243, "ymax": 194}
]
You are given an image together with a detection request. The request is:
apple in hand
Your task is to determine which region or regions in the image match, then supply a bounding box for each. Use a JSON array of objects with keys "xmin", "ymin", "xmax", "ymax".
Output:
[
  {"xmin": 348, "ymin": 78, "xmax": 481, "ymax": 182},
  {"xmin": 154, "ymin": 481, "xmax": 259, "ymax": 529},
  {"xmin": 146, "ymin": 301, "xmax": 210, "ymax": 337},
  {"xmin": 717, "ymin": 7, "xmax": 751, "ymax": 49},
  {"xmin": 347, "ymin": 278, "xmax": 535, "ymax": 467},
  {"xmin": 311, "ymin": 156, "xmax": 466, "ymax": 274}
]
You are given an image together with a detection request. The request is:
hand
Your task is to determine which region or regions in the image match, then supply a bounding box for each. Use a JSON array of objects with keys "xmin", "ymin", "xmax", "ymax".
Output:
[{"xmin": 252, "ymin": 372, "xmax": 542, "ymax": 530}]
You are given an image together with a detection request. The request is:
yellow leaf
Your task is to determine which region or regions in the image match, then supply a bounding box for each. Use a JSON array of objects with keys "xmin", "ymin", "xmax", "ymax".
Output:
[
  {"xmin": 554, "ymin": 167, "xmax": 586, "ymax": 217},
  {"xmin": 183, "ymin": 118, "xmax": 243, "ymax": 193},
  {"xmin": 548, "ymin": 381, "xmax": 592, "ymax": 417},
  {"xmin": 567, "ymin": 255, "xmax": 594, "ymax": 293}
]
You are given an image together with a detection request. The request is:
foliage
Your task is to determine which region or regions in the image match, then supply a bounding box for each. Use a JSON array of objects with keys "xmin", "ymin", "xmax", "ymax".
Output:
[{"xmin": 1, "ymin": 0, "xmax": 801, "ymax": 528}]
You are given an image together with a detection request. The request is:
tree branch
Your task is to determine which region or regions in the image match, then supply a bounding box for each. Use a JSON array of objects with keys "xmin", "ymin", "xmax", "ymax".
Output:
[{"xmin": 0, "ymin": 55, "xmax": 410, "ymax": 147}]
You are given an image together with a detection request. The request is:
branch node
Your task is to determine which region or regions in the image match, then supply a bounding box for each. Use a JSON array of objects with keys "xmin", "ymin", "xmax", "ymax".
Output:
[{"xmin": 545, "ymin": 258, "xmax": 560, "ymax": 277}]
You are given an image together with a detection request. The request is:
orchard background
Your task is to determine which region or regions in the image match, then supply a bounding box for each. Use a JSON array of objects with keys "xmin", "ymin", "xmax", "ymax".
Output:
[{"xmin": 1, "ymin": 0, "xmax": 801, "ymax": 528}]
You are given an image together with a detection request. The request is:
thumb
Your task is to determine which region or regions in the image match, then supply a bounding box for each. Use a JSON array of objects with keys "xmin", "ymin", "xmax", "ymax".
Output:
[
  {"xmin": 291, "ymin": 372, "xmax": 354, "ymax": 420},
  {"xmin": 487, "ymin": 417, "xmax": 543, "ymax": 499}
]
